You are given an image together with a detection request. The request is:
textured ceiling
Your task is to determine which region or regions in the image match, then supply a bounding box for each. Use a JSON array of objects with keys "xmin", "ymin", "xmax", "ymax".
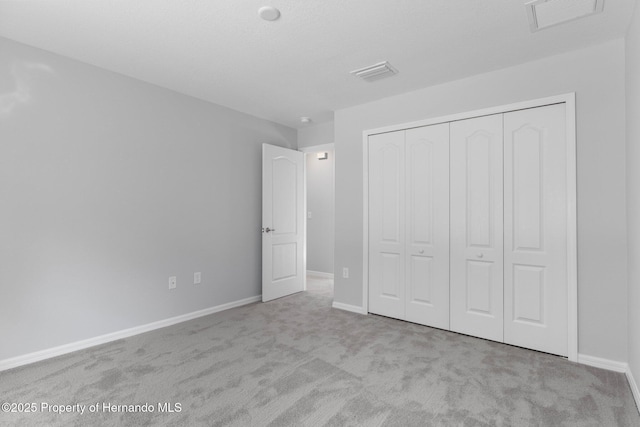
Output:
[{"xmin": 0, "ymin": 0, "xmax": 636, "ymax": 128}]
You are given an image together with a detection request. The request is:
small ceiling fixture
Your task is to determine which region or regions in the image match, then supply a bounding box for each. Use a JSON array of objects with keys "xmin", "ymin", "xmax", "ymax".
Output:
[
  {"xmin": 525, "ymin": 0, "xmax": 604, "ymax": 32},
  {"xmin": 300, "ymin": 116, "xmax": 312, "ymax": 124},
  {"xmin": 258, "ymin": 6, "xmax": 281, "ymax": 21},
  {"xmin": 350, "ymin": 61, "xmax": 398, "ymax": 82}
]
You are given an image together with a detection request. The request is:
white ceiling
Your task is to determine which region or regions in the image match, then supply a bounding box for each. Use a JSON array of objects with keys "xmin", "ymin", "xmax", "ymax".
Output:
[{"xmin": 0, "ymin": 0, "xmax": 636, "ymax": 128}]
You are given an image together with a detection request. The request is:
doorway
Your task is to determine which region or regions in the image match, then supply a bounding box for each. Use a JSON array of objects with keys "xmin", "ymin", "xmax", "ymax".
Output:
[{"xmin": 302, "ymin": 143, "xmax": 335, "ymax": 299}]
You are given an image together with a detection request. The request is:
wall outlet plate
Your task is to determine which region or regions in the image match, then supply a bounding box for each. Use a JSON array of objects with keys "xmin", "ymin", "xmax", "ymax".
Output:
[
  {"xmin": 169, "ymin": 276, "xmax": 177, "ymax": 289},
  {"xmin": 194, "ymin": 272, "xmax": 201, "ymax": 284}
]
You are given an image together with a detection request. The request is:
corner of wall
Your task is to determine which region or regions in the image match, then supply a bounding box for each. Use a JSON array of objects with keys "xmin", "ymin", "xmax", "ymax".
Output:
[
  {"xmin": 298, "ymin": 120, "xmax": 335, "ymax": 149},
  {"xmin": 626, "ymin": 0, "xmax": 640, "ymax": 414}
]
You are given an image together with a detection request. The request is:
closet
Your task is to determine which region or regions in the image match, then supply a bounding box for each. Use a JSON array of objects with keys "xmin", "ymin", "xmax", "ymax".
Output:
[
  {"xmin": 369, "ymin": 123, "xmax": 450, "ymax": 330},
  {"xmin": 367, "ymin": 102, "xmax": 570, "ymax": 357}
]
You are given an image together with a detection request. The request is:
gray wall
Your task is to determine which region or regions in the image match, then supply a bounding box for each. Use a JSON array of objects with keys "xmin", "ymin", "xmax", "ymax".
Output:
[
  {"xmin": 298, "ymin": 121, "xmax": 334, "ymax": 149},
  {"xmin": 0, "ymin": 37, "xmax": 296, "ymax": 361},
  {"xmin": 333, "ymin": 39, "xmax": 628, "ymax": 362},
  {"xmin": 305, "ymin": 150, "xmax": 334, "ymax": 274},
  {"xmin": 626, "ymin": 2, "xmax": 640, "ymax": 392}
]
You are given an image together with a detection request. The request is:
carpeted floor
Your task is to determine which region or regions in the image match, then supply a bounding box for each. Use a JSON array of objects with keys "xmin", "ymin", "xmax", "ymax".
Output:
[
  {"xmin": 1, "ymin": 284, "xmax": 638, "ymax": 426},
  {"xmin": 305, "ymin": 274, "xmax": 334, "ymax": 298}
]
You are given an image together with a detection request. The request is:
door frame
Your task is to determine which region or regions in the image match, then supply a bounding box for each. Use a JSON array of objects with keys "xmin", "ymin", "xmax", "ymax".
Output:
[{"xmin": 362, "ymin": 93, "xmax": 578, "ymax": 362}]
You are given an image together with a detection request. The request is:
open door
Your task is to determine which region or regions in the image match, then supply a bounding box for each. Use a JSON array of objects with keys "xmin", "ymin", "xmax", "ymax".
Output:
[{"xmin": 262, "ymin": 144, "xmax": 304, "ymax": 302}]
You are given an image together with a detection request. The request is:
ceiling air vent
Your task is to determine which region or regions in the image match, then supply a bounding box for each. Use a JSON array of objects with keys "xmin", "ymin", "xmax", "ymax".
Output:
[
  {"xmin": 526, "ymin": 0, "xmax": 604, "ymax": 32},
  {"xmin": 350, "ymin": 61, "xmax": 398, "ymax": 82}
]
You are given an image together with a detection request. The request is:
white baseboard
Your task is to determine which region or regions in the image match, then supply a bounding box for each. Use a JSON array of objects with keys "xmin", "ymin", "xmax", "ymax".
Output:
[
  {"xmin": 627, "ymin": 366, "xmax": 640, "ymax": 414},
  {"xmin": 562, "ymin": 354, "xmax": 639, "ymax": 411},
  {"xmin": 306, "ymin": 270, "xmax": 334, "ymax": 280},
  {"xmin": 0, "ymin": 295, "xmax": 261, "ymax": 372},
  {"xmin": 332, "ymin": 301, "xmax": 367, "ymax": 315},
  {"xmin": 577, "ymin": 353, "xmax": 628, "ymax": 373}
]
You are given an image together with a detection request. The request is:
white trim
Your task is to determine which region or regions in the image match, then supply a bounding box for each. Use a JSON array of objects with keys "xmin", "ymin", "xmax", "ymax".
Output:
[
  {"xmin": 0, "ymin": 295, "xmax": 261, "ymax": 372},
  {"xmin": 626, "ymin": 366, "xmax": 640, "ymax": 413},
  {"xmin": 306, "ymin": 270, "xmax": 335, "ymax": 279},
  {"xmin": 577, "ymin": 354, "xmax": 639, "ymax": 411},
  {"xmin": 366, "ymin": 93, "xmax": 573, "ymax": 136},
  {"xmin": 577, "ymin": 354, "xmax": 628, "ymax": 373},
  {"xmin": 362, "ymin": 134, "xmax": 370, "ymax": 315},
  {"xmin": 303, "ymin": 151, "xmax": 308, "ymax": 292},
  {"xmin": 332, "ymin": 301, "xmax": 367, "ymax": 315},
  {"xmin": 565, "ymin": 94, "xmax": 578, "ymax": 362},
  {"xmin": 362, "ymin": 93, "xmax": 578, "ymax": 361}
]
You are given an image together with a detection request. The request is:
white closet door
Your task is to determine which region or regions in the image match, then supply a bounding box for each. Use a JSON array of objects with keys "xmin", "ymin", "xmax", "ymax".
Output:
[
  {"xmin": 404, "ymin": 124, "xmax": 450, "ymax": 329},
  {"xmin": 503, "ymin": 104, "xmax": 568, "ymax": 356},
  {"xmin": 450, "ymin": 114, "xmax": 504, "ymax": 342},
  {"xmin": 368, "ymin": 131, "xmax": 405, "ymax": 319}
]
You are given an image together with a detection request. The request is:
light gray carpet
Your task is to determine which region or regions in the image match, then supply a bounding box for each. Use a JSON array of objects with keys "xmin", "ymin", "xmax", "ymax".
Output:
[
  {"xmin": 1, "ymin": 290, "xmax": 638, "ymax": 426},
  {"xmin": 305, "ymin": 275, "xmax": 334, "ymax": 298}
]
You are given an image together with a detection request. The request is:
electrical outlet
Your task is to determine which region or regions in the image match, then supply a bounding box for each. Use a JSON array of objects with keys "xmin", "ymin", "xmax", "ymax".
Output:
[
  {"xmin": 342, "ymin": 268, "xmax": 349, "ymax": 279},
  {"xmin": 169, "ymin": 276, "xmax": 177, "ymax": 289},
  {"xmin": 194, "ymin": 272, "xmax": 201, "ymax": 284}
]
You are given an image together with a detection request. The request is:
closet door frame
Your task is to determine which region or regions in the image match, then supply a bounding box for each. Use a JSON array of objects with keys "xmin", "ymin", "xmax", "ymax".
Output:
[{"xmin": 361, "ymin": 93, "xmax": 577, "ymax": 362}]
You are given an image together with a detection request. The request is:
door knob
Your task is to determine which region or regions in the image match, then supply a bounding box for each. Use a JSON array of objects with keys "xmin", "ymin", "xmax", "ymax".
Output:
[
  {"xmin": 418, "ymin": 249, "xmax": 424, "ymax": 254},
  {"xmin": 477, "ymin": 253, "xmax": 484, "ymax": 258},
  {"xmin": 264, "ymin": 227, "xmax": 275, "ymax": 233}
]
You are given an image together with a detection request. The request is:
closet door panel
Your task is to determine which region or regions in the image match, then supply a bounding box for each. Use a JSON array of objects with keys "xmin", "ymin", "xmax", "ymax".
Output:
[
  {"xmin": 450, "ymin": 114, "xmax": 504, "ymax": 342},
  {"xmin": 504, "ymin": 104, "xmax": 568, "ymax": 356},
  {"xmin": 405, "ymin": 123, "xmax": 450, "ymax": 329},
  {"xmin": 368, "ymin": 131, "xmax": 406, "ymax": 319}
]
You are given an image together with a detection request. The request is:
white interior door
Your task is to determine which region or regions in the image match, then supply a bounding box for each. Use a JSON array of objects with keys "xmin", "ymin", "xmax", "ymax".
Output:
[
  {"xmin": 262, "ymin": 144, "xmax": 304, "ymax": 302},
  {"xmin": 503, "ymin": 104, "xmax": 568, "ymax": 356},
  {"xmin": 368, "ymin": 131, "xmax": 405, "ymax": 319},
  {"xmin": 450, "ymin": 114, "xmax": 504, "ymax": 342},
  {"xmin": 404, "ymin": 124, "xmax": 450, "ymax": 329}
]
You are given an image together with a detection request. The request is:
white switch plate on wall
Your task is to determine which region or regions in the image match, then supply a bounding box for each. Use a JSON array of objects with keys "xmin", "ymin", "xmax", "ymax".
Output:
[
  {"xmin": 342, "ymin": 268, "xmax": 349, "ymax": 279},
  {"xmin": 194, "ymin": 272, "xmax": 201, "ymax": 284},
  {"xmin": 169, "ymin": 276, "xmax": 177, "ymax": 289}
]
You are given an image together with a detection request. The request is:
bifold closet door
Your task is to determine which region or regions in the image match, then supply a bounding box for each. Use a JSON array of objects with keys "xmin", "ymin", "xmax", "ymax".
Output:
[
  {"xmin": 404, "ymin": 124, "xmax": 450, "ymax": 329},
  {"xmin": 368, "ymin": 131, "xmax": 405, "ymax": 320},
  {"xmin": 503, "ymin": 104, "xmax": 568, "ymax": 356},
  {"xmin": 368, "ymin": 124, "xmax": 450, "ymax": 328},
  {"xmin": 369, "ymin": 103, "xmax": 570, "ymax": 355},
  {"xmin": 450, "ymin": 114, "xmax": 504, "ymax": 342}
]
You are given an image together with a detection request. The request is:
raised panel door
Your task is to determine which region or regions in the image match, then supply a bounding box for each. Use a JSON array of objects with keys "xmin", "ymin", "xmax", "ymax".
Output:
[
  {"xmin": 503, "ymin": 104, "xmax": 568, "ymax": 356},
  {"xmin": 368, "ymin": 131, "xmax": 405, "ymax": 319},
  {"xmin": 450, "ymin": 114, "xmax": 504, "ymax": 342},
  {"xmin": 404, "ymin": 123, "xmax": 450, "ymax": 329},
  {"xmin": 262, "ymin": 144, "xmax": 304, "ymax": 302}
]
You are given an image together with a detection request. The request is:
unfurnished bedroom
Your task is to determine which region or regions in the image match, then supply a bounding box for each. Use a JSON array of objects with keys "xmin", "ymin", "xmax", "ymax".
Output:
[{"xmin": 1, "ymin": 1, "xmax": 640, "ymax": 425}]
